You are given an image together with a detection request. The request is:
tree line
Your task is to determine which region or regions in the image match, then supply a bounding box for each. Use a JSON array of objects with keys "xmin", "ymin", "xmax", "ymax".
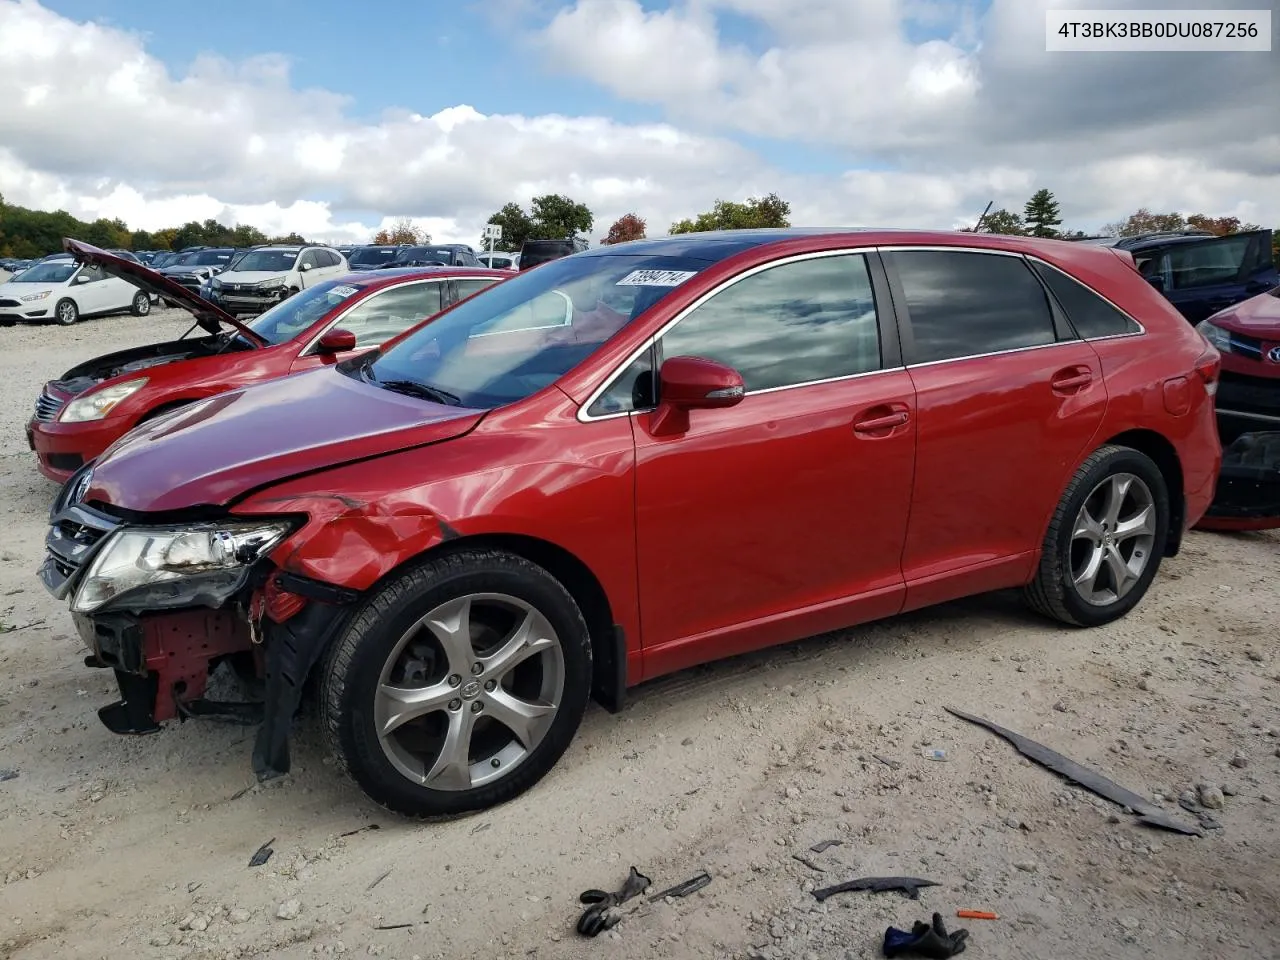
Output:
[
  {"xmin": 0, "ymin": 192, "xmax": 311, "ymax": 258},
  {"xmin": 965, "ymin": 188, "xmax": 1268, "ymax": 245}
]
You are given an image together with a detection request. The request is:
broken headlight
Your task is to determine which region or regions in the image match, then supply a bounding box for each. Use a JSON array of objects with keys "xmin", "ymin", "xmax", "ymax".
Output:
[{"xmin": 71, "ymin": 520, "xmax": 292, "ymax": 613}]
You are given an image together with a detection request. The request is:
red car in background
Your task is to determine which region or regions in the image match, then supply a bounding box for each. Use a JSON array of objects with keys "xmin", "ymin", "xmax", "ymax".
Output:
[
  {"xmin": 26, "ymin": 241, "xmax": 507, "ymax": 482},
  {"xmin": 1194, "ymin": 287, "xmax": 1280, "ymax": 531},
  {"xmin": 40, "ymin": 229, "xmax": 1223, "ymax": 817}
]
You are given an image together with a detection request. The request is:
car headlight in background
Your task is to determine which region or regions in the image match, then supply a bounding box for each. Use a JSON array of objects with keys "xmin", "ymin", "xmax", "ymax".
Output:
[
  {"xmin": 20, "ymin": 291, "xmax": 51, "ymax": 302},
  {"xmin": 58, "ymin": 379, "xmax": 148, "ymax": 422},
  {"xmin": 71, "ymin": 520, "xmax": 292, "ymax": 613},
  {"xmin": 1196, "ymin": 319, "xmax": 1232, "ymax": 354},
  {"xmin": 256, "ymin": 277, "xmax": 287, "ymax": 290}
]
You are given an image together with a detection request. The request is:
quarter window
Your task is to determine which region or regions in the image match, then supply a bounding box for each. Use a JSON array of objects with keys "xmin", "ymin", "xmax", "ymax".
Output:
[
  {"xmin": 888, "ymin": 250, "xmax": 1056, "ymax": 364},
  {"xmin": 330, "ymin": 282, "xmax": 444, "ymax": 348},
  {"xmin": 454, "ymin": 277, "xmax": 502, "ymax": 301},
  {"xmin": 657, "ymin": 254, "xmax": 883, "ymax": 392},
  {"xmin": 1031, "ymin": 261, "xmax": 1140, "ymax": 338}
]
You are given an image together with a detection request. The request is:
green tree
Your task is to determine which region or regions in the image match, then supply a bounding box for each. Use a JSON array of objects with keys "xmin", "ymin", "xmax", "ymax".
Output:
[
  {"xmin": 669, "ymin": 193, "xmax": 791, "ymax": 234},
  {"xmin": 230, "ymin": 223, "xmax": 268, "ymax": 247},
  {"xmin": 1022, "ymin": 189, "xmax": 1062, "ymax": 238},
  {"xmin": 1102, "ymin": 208, "xmax": 1186, "ymax": 237},
  {"xmin": 528, "ymin": 193, "xmax": 593, "ymax": 240},
  {"xmin": 968, "ymin": 208, "xmax": 1025, "ymax": 235},
  {"xmin": 481, "ymin": 202, "xmax": 536, "ymax": 251},
  {"xmin": 603, "ymin": 212, "xmax": 647, "ymax": 245}
]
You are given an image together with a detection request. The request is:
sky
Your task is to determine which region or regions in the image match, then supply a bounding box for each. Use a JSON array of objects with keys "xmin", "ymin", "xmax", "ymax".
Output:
[{"xmin": 0, "ymin": 0, "xmax": 1276, "ymax": 247}]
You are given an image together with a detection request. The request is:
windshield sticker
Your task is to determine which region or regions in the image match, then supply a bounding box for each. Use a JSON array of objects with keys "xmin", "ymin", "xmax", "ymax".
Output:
[
  {"xmin": 330, "ymin": 284, "xmax": 360, "ymax": 298},
  {"xmin": 616, "ymin": 269, "xmax": 698, "ymax": 287}
]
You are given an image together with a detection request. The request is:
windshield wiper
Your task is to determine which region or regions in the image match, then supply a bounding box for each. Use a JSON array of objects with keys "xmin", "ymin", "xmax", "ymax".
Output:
[{"xmin": 377, "ymin": 378, "xmax": 462, "ymax": 406}]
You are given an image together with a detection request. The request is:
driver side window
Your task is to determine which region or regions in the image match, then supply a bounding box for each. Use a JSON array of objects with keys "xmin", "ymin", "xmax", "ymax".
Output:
[
  {"xmin": 329, "ymin": 282, "xmax": 445, "ymax": 348},
  {"xmin": 78, "ymin": 264, "xmax": 106, "ymax": 283}
]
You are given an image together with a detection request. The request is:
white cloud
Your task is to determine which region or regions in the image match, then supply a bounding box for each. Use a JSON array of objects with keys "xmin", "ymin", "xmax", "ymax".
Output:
[{"xmin": 0, "ymin": 0, "xmax": 1277, "ymax": 252}]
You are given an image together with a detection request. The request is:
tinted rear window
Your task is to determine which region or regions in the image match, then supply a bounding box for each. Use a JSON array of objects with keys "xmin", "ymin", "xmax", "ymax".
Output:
[
  {"xmin": 1032, "ymin": 261, "xmax": 1140, "ymax": 338},
  {"xmin": 887, "ymin": 250, "xmax": 1057, "ymax": 364}
]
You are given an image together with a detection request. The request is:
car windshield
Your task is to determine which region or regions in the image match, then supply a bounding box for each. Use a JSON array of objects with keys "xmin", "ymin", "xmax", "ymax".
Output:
[
  {"xmin": 348, "ymin": 247, "xmax": 402, "ymax": 267},
  {"xmin": 362, "ymin": 253, "xmax": 706, "ymax": 409},
  {"xmin": 187, "ymin": 250, "xmax": 235, "ymax": 266},
  {"xmin": 10, "ymin": 261, "xmax": 77, "ymax": 283},
  {"xmin": 233, "ymin": 250, "xmax": 299, "ymax": 272},
  {"xmin": 243, "ymin": 278, "xmax": 368, "ymax": 345},
  {"xmin": 396, "ymin": 247, "xmax": 455, "ymax": 264}
]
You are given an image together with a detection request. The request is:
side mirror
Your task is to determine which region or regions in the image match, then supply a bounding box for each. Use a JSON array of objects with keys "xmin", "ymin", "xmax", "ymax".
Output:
[
  {"xmin": 649, "ymin": 355, "xmax": 745, "ymax": 435},
  {"xmin": 76, "ymin": 273, "xmax": 93, "ymax": 283},
  {"xmin": 1146, "ymin": 274, "xmax": 1165, "ymax": 293},
  {"xmin": 300, "ymin": 262, "xmax": 313, "ymax": 272},
  {"xmin": 316, "ymin": 328, "xmax": 357, "ymax": 355}
]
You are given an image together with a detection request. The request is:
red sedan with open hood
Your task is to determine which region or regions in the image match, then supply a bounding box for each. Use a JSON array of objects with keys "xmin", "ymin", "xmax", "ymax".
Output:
[
  {"xmin": 26, "ymin": 240, "xmax": 507, "ymax": 482},
  {"xmin": 39, "ymin": 229, "xmax": 1223, "ymax": 818}
]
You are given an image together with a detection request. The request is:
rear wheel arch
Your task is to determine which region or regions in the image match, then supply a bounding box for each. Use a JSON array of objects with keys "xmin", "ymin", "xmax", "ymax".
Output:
[
  {"xmin": 1100, "ymin": 429, "xmax": 1185, "ymax": 556},
  {"xmin": 375, "ymin": 532, "xmax": 625, "ymax": 712}
]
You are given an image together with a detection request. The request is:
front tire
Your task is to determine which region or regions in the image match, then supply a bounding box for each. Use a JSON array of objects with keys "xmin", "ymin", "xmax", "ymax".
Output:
[
  {"xmin": 321, "ymin": 550, "xmax": 592, "ymax": 818},
  {"xmin": 131, "ymin": 292, "xmax": 151, "ymax": 316},
  {"xmin": 1025, "ymin": 445, "xmax": 1169, "ymax": 627},
  {"xmin": 54, "ymin": 298, "xmax": 79, "ymax": 326}
]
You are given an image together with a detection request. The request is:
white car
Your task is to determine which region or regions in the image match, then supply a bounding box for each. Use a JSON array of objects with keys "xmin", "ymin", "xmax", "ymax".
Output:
[
  {"xmin": 477, "ymin": 251, "xmax": 520, "ymax": 270},
  {"xmin": 209, "ymin": 245, "xmax": 349, "ymax": 314},
  {"xmin": 0, "ymin": 258, "xmax": 151, "ymax": 326}
]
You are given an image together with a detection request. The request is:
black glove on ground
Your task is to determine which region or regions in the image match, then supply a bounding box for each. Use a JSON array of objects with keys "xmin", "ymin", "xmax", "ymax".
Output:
[{"xmin": 883, "ymin": 912, "xmax": 969, "ymax": 958}]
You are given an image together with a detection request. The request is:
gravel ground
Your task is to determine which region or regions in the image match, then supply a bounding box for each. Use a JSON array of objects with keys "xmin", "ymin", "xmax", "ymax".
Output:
[{"xmin": 1, "ymin": 310, "xmax": 1278, "ymax": 960}]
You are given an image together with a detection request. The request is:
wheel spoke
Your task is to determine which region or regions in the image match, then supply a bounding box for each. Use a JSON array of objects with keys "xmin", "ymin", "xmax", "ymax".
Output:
[
  {"xmin": 1114, "ymin": 504, "xmax": 1155, "ymax": 541},
  {"xmin": 376, "ymin": 679, "xmax": 455, "ymax": 737},
  {"xmin": 423, "ymin": 709, "xmax": 477, "ymax": 789},
  {"xmin": 419, "ymin": 596, "xmax": 475, "ymax": 676},
  {"xmin": 479, "ymin": 609, "xmax": 556, "ymax": 681},
  {"xmin": 484, "ymin": 687, "xmax": 556, "ymax": 750},
  {"xmin": 1073, "ymin": 543, "xmax": 1104, "ymax": 595},
  {"xmin": 1102, "ymin": 475, "xmax": 1131, "ymax": 528},
  {"xmin": 1104, "ymin": 546, "xmax": 1136, "ymax": 599},
  {"xmin": 1072, "ymin": 509, "xmax": 1104, "ymax": 545}
]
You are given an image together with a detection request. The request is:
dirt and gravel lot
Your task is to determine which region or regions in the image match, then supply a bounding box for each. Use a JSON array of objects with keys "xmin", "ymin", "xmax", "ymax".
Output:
[{"xmin": 1, "ymin": 308, "xmax": 1278, "ymax": 960}]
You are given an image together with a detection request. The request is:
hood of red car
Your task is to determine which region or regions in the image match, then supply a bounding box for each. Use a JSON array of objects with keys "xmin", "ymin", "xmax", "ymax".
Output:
[
  {"xmin": 1209, "ymin": 288, "xmax": 1280, "ymax": 336},
  {"xmin": 62, "ymin": 238, "xmax": 269, "ymax": 347},
  {"xmin": 84, "ymin": 367, "xmax": 484, "ymax": 512}
]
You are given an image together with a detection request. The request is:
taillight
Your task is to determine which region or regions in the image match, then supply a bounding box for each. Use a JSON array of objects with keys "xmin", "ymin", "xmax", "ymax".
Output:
[{"xmin": 1194, "ymin": 347, "xmax": 1220, "ymax": 397}]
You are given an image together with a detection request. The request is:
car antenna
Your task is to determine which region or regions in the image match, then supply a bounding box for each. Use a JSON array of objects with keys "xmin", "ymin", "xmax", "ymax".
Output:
[{"xmin": 972, "ymin": 200, "xmax": 994, "ymax": 233}]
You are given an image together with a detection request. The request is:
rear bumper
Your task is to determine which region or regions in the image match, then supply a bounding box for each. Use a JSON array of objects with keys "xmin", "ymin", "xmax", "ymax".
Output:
[
  {"xmin": 1197, "ymin": 431, "xmax": 1280, "ymax": 532},
  {"xmin": 27, "ymin": 414, "xmax": 126, "ymax": 483}
]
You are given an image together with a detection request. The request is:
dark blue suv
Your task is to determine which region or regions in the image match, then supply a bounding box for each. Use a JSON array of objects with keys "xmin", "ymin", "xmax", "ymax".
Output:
[{"xmin": 1079, "ymin": 230, "xmax": 1276, "ymax": 324}]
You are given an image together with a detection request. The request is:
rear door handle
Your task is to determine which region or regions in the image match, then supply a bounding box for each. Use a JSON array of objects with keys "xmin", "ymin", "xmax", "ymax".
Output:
[
  {"xmin": 853, "ymin": 411, "xmax": 910, "ymax": 434},
  {"xmin": 1051, "ymin": 367, "xmax": 1093, "ymax": 394}
]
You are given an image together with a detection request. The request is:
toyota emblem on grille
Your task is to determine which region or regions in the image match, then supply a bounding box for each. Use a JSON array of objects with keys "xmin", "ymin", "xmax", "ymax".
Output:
[
  {"xmin": 68, "ymin": 467, "xmax": 93, "ymax": 505},
  {"xmin": 1269, "ymin": 346, "xmax": 1280, "ymax": 363}
]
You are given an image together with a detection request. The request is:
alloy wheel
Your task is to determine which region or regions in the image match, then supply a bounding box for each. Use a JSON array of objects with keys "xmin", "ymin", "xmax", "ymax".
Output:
[
  {"xmin": 1069, "ymin": 472, "xmax": 1157, "ymax": 606},
  {"xmin": 374, "ymin": 593, "xmax": 565, "ymax": 791},
  {"xmin": 57, "ymin": 301, "xmax": 76, "ymax": 324}
]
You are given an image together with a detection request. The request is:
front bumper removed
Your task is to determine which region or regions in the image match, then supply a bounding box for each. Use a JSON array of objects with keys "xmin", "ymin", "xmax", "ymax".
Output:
[{"xmin": 1196, "ymin": 431, "xmax": 1280, "ymax": 532}]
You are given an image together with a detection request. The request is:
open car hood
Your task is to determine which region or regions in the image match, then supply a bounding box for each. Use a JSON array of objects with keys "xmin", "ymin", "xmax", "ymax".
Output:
[{"xmin": 62, "ymin": 238, "xmax": 268, "ymax": 347}]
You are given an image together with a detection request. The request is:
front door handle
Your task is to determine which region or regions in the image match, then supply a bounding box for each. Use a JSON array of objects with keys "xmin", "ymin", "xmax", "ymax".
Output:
[{"xmin": 853, "ymin": 409, "xmax": 910, "ymax": 435}]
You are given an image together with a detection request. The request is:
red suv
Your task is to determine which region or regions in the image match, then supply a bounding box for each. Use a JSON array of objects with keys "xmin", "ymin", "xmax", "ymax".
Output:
[
  {"xmin": 26, "ymin": 241, "xmax": 507, "ymax": 482},
  {"xmin": 39, "ymin": 229, "xmax": 1222, "ymax": 817}
]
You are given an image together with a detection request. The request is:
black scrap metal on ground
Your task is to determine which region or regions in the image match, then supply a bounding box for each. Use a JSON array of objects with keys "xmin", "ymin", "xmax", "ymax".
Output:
[
  {"xmin": 811, "ymin": 876, "xmax": 940, "ymax": 902},
  {"xmin": 648, "ymin": 871, "xmax": 711, "ymax": 901},
  {"xmin": 577, "ymin": 866, "xmax": 651, "ymax": 937},
  {"xmin": 945, "ymin": 706, "xmax": 1203, "ymax": 836},
  {"xmin": 248, "ymin": 838, "xmax": 275, "ymax": 867}
]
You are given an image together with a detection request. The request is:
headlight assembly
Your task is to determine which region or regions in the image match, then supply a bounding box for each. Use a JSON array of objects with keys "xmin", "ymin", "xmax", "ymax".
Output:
[
  {"xmin": 71, "ymin": 520, "xmax": 292, "ymax": 613},
  {"xmin": 58, "ymin": 379, "xmax": 149, "ymax": 422},
  {"xmin": 1196, "ymin": 319, "xmax": 1234, "ymax": 354},
  {"xmin": 20, "ymin": 291, "xmax": 51, "ymax": 302},
  {"xmin": 256, "ymin": 277, "xmax": 287, "ymax": 290}
]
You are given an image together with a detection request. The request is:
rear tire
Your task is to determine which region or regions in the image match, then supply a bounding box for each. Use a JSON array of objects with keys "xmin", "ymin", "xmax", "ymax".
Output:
[
  {"xmin": 1024, "ymin": 445, "xmax": 1169, "ymax": 627},
  {"xmin": 321, "ymin": 550, "xmax": 592, "ymax": 818},
  {"xmin": 54, "ymin": 298, "xmax": 79, "ymax": 326},
  {"xmin": 131, "ymin": 292, "xmax": 151, "ymax": 316}
]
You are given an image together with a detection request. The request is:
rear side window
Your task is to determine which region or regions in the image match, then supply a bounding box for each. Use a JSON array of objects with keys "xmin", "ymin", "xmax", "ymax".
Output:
[
  {"xmin": 1032, "ymin": 261, "xmax": 1140, "ymax": 338},
  {"xmin": 331, "ymin": 281, "xmax": 444, "ymax": 348},
  {"xmin": 888, "ymin": 250, "xmax": 1056, "ymax": 364},
  {"xmin": 454, "ymin": 277, "xmax": 501, "ymax": 301},
  {"xmin": 658, "ymin": 253, "xmax": 882, "ymax": 392}
]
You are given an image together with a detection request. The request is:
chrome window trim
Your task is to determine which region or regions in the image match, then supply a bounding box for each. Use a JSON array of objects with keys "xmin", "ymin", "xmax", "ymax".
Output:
[
  {"xmin": 577, "ymin": 246, "xmax": 884, "ymax": 422},
  {"xmin": 1023, "ymin": 255, "xmax": 1148, "ymax": 340},
  {"xmin": 298, "ymin": 277, "xmax": 448, "ymax": 355}
]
